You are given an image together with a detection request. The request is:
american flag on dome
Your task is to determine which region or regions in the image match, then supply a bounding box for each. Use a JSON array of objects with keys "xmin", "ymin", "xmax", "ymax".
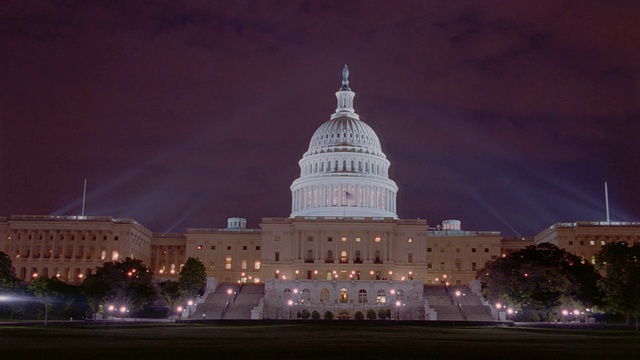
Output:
[{"xmin": 345, "ymin": 191, "xmax": 355, "ymax": 202}]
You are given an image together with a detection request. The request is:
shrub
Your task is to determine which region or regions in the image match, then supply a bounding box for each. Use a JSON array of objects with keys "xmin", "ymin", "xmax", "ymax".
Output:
[
  {"xmin": 354, "ymin": 311, "xmax": 364, "ymax": 320},
  {"xmin": 366, "ymin": 309, "xmax": 376, "ymax": 320},
  {"xmin": 324, "ymin": 311, "xmax": 333, "ymax": 320},
  {"xmin": 378, "ymin": 308, "xmax": 390, "ymax": 320},
  {"xmin": 311, "ymin": 310, "xmax": 321, "ymax": 320}
]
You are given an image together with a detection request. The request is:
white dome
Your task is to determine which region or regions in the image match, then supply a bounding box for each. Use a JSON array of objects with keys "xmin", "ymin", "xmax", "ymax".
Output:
[{"xmin": 290, "ymin": 66, "xmax": 398, "ymax": 218}]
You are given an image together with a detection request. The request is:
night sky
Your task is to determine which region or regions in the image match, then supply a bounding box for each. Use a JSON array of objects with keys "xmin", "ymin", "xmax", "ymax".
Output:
[{"xmin": 1, "ymin": 1, "xmax": 639, "ymax": 237}]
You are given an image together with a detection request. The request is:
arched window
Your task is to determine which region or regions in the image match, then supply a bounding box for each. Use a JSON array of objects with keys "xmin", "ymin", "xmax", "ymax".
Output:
[
  {"xmin": 327, "ymin": 250, "xmax": 333, "ymax": 261},
  {"xmin": 340, "ymin": 288, "xmax": 348, "ymax": 303},
  {"xmin": 283, "ymin": 288, "xmax": 292, "ymax": 300},
  {"xmin": 340, "ymin": 250, "xmax": 348, "ymax": 263},
  {"xmin": 358, "ymin": 289, "xmax": 368, "ymax": 303},
  {"xmin": 376, "ymin": 290, "xmax": 386, "ymax": 303},
  {"xmin": 354, "ymin": 250, "xmax": 362, "ymax": 263},
  {"xmin": 396, "ymin": 289, "xmax": 405, "ymax": 301},
  {"xmin": 302, "ymin": 289, "xmax": 311, "ymax": 303},
  {"xmin": 374, "ymin": 250, "xmax": 381, "ymax": 264},
  {"xmin": 307, "ymin": 250, "xmax": 313, "ymax": 262},
  {"xmin": 320, "ymin": 288, "xmax": 330, "ymax": 303},
  {"xmin": 455, "ymin": 258, "xmax": 462, "ymax": 271}
]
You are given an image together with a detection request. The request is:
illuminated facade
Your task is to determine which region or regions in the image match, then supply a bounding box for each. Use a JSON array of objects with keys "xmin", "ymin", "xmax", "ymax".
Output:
[{"xmin": 3, "ymin": 67, "xmax": 637, "ymax": 320}]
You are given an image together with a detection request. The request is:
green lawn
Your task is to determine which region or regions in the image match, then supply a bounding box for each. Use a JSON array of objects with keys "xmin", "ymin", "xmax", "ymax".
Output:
[{"xmin": 0, "ymin": 322, "xmax": 638, "ymax": 359}]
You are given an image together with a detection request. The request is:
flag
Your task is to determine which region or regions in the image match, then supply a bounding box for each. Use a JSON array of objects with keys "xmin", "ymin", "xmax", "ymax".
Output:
[{"xmin": 345, "ymin": 191, "xmax": 355, "ymax": 202}]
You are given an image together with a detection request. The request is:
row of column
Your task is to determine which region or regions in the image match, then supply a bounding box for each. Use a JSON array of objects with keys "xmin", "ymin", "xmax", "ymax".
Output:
[{"xmin": 292, "ymin": 184, "xmax": 395, "ymax": 213}]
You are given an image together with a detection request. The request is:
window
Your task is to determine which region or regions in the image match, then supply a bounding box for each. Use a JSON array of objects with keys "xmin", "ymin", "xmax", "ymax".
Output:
[
  {"xmin": 112, "ymin": 251, "xmax": 119, "ymax": 261},
  {"xmin": 439, "ymin": 262, "xmax": 445, "ymax": 271},
  {"xmin": 241, "ymin": 260, "xmax": 247, "ymax": 270},
  {"xmin": 471, "ymin": 248, "xmax": 476, "ymax": 253},
  {"xmin": 254, "ymin": 261, "xmax": 261, "ymax": 269},
  {"xmin": 407, "ymin": 253, "xmax": 413, "ymax": 263},
  {"xmin": 341, "ymin": 237, "xmax": 347, "ymax": 242},
  {"xmin": 568, "ymin": 241, "xmax": 573, "ymax": 246},
  {"xmin": 590, "ymin": 241, "xmax": 595, "ymax": 246},
  {"xmin": 328, "ymin": 237, "xmax": 333, "ymax": 242},
  {"xmin": 320, "ymin": 288, "xmax": 330, "ymax": 303},
  {"xmin": 427, "ymin": 248, "xmax": 432, "ymax": 253},
  {"xmin": 308, "ymin": 236, "xmax": 313, "ymax": 242},
  {"xmin": 227, "ymin": 246, "xmax": 231, "ymax": 250},
  {"xmin": 484, "ymin": 248, "xmax": 489, "ymax": 253},
  {"xmin": 209, "ymin": 260, "xmax": 215, "ymax": 269},
  {"xmin": 455, "ymin": 258, "xmax": 461, "ymax": 271},
  {"xmin": 225, "ymin": 256, "xmax": 232, "ymax": 269},
  {"xmin": 376, "ymin": 290, "xmax": 386, "ymax": 303},
  {"xmin": 114, "ymin": 236, "xmax": 119, "ymax": 240},
  {"xmin": 197, "ymin": 245, "xmax": 203, "ymax": 250},
  {"xmin": 601, "ymin": 241, "xmax": 605, "ymax": 246},
  {"xmin": 275, "ymin": 236, "xmax": 281, "ymax": 242},
  {"xmin": 440, "ymin": 248, "xmax": 445, "ymax": 253},
  {"xmin": 100, "ymin": 250, "xmax": 106, "ymax": 260},
  {"xmin": 355, "ymin": 237, "xmax": 361, "ymax": 242},
  {"xmin": 580, "ymin": 241, "xmax": 584, "ymax": 245},
  {"xmin": 275, "ymin": 252, "xmax": 280, "ymax": 261},
  {"xmin": 358, "ymin": 289, "xmax": 368, "ymax": 304},
  {"xmin": 256, "ymin": 246, "xmax": 260, "ymax": 250},
  {"xmin": 375, "ymin": 237, "xmax": 381, "ymax": 242},
  {"xmin": 407, "ymin": 237, "xmax": 413, "ymax": 243},
  {"xmin": 472, "ymin": 262, "xmax": 477, "ymax": 271},
  {"xmin": 211, "ymin": 245, "xmax": 216, "ymax": 250},
  {"xmin": 455, "ymin": 248, "xmax": 460, "ymax": 253},
  {"xmin": 427, "ymin": 262, "xmax": 432, "ymax": 270},
  {"xmin": 242, "ymin": 246, "xmax": 247, "ymax": 250},
  {"xmin": 340, "ymin": 250, "xmax": 347, "ymax": 263}
]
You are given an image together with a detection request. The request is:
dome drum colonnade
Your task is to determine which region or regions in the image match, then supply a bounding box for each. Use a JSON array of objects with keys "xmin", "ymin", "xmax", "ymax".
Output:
[{"xmin": 290, "ymin": 65, "xmax": 398, "ymax": 218}]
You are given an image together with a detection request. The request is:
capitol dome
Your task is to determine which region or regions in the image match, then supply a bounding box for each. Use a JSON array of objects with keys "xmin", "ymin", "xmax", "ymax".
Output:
[{"xmin": 290, "ymin": 66, "xmax": 398, "ymax": 218}]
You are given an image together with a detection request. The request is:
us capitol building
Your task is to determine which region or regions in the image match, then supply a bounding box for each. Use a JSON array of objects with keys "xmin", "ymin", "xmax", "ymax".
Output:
[{"xmin": 2, "ymin": 67, "xmax": 639, "ymax": 320}]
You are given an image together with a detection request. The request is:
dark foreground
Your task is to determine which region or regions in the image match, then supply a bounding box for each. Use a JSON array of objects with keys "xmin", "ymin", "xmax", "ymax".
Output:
[{"xmin": 0, "ymin": 321, "xmax": 638, "ymax": 360}]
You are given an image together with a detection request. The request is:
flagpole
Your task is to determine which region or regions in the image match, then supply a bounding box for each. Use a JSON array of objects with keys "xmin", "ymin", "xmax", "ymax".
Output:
[
  {"xmin": 604, "ymin": 182, "xmax": 610, "ymax": 222},
  {"xmin": 81, "ymin": 178, "xmax": 87, "ymax": 216}
]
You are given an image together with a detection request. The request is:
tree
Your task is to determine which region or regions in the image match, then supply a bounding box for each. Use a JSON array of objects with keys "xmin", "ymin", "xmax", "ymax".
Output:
[
  {"xmin": 300, "ymin": 308, "xmax": 311, "ymax": 319},
  {"xmin": 0, "ymin": 251, "xmax": 21, "ymax": 292},
  {"xmin": 354, "ymin": 311, "xmax": 364, "ymax": 320},
  {"xmin": 596, "ymin": 242, "xmax": 640, "ymax": 330},
  {"xmin": 478, "ymin": 243, "xmax": 601, "ymax": 321},
  {"xmin": 311, "ymin": 310, "xmax": 321, "ymax": 320},
  {"xmin": 323, "ymin": 310, "xmax": 333, "ymax": 320},
  {"xmin": 159, "ymin": 280, "xmax": 182, "ymax": 316},
  {"xmin": 366, "ymin": 309, "xmax": 377, "ymax": 320},
  {"xmin": 378, "ymin": 308, "xmax": 390, "ymax": 320},
  {"xmin": 179, "ymin": 257, "xmax": 207, "ymax": 301},
  {"xmin": 83, "ymin": 258, "xmax": 157, "ymax": 317},
  {"xmin": 28, "ymin": 275, "xmax": 87, "ymax": 322}
]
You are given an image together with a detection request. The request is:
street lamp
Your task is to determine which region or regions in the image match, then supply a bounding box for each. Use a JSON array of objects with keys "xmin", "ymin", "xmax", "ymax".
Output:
[
  {"xmin": 454, "ymin": 290, "xmax": 461, "ymax": 305},
  {"xmin": 561, "ymin": 309, "xmax": 569, "ymax": 322},
  {"xmin": 187, "ymin": 299, "xmax": 194, "ymax": 318},
  {"xmin": 288, "ymin": 299, "xmax": 294, "ymax": 319},
  {"xmin": 395, "ymin": 300, "xmax": 402, "ymax": 320},
  {"xmin": 119, "ymin": 306, "xmax": 127, "ymax": 320}
]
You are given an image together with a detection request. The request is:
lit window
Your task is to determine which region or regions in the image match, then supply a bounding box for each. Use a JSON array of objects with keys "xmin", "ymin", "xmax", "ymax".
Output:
[
  {"xmin": 254, "ymin": 260, "xmax": 261, "ymax": 270},
  {"xmin": 225, "ymin": 256, "xmax": 232, "ymax": 269},
  {"xmin": 355, "ymin": 237, "xmax": 361, "ymax": 242},
  {"xmin": 241, "ymin": 260, "xmax": 247, "ymax": 269},
  {"xmin": 341, "ymin": 237, "xmax": 347, "ymax": 242},
  {"xmin": 275, "ymin": 236, "xmax": 281, "ymax": 242},
  {"xmin": 600, "ymin": 241, "xmax": 605, "ymax": 246},
  {"xmin": 590, "ymin": 241, "xmax": 595, "ymax": 246},
  {"xmin": 440, "ymin": 248, "xmax": 445, "ymax": 253},
  {"xmin": 209, "ymin": 260, "xmax": 215, "ymax": 269},
  {"xmin": 111, "ymin": 251, "xmax": 119, "ymax": 261},
  {"xmin": 100, "ymin": 250, "xmax": 106, "ymax": 260},
  {"xmin": 375, "ymin": 237, "xmax": 381, "ymax": 243},
  {"xmin": 197, "ymin": 245, "xmax": 203, "ymax": 250},
  {"xmin": 408, "ymin": 237, "xmax": 413, "ymax": 243}
]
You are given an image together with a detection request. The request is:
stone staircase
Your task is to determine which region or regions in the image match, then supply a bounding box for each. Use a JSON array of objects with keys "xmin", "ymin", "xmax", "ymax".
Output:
[{"xmin": 192, "ymin": 282, "xmax": 264, "ymax": 320}]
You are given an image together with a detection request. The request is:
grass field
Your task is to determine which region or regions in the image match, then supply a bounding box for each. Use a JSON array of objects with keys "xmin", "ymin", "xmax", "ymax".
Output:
[{"xmin": 0, "ymin": 322, "xmax": 638, "ymax": 359}]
